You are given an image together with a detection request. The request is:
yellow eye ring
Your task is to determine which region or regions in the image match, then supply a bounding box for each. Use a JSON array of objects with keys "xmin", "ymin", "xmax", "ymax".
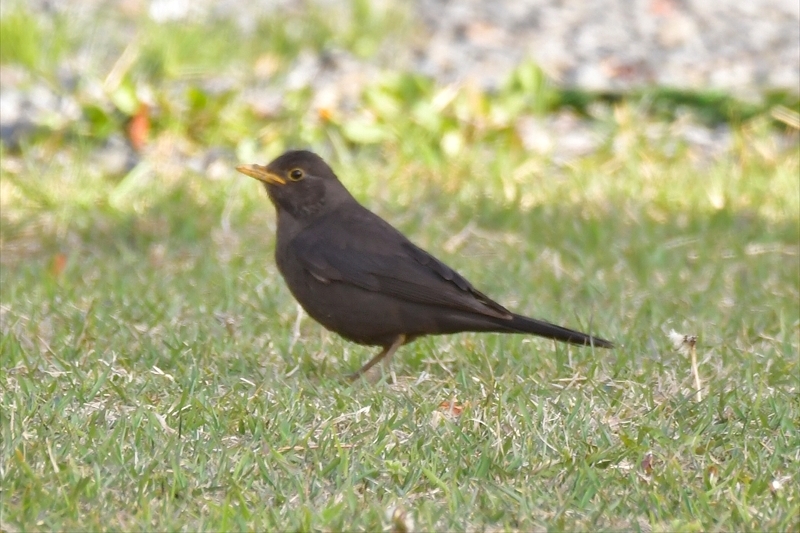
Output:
[{"xmin": 289, "ymin": 168, "xmax": 304, "ymax": 181}]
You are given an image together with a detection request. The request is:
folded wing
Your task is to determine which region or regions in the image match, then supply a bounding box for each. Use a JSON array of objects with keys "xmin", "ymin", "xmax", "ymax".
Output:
[{"xmin": 290, "ymin": 206, "xmax": 513, "ymax": 320}]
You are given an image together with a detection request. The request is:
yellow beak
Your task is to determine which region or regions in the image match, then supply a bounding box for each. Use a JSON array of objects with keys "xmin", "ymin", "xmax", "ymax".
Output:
[{"xmin": 235, "ymin": 164, "xmax": 286, "ymax": 185}]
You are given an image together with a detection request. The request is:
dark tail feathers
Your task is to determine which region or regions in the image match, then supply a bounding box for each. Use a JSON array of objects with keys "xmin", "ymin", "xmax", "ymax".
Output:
[{"xmin": 505, "ymin": 313, "xmax": 614, "ymax": 348}]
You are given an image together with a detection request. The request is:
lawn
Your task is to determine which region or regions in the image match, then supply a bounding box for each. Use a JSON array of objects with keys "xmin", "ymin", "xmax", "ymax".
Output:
[{"xmin": 1, "ymin": 3, "xmax": 799, "ymax": 531}]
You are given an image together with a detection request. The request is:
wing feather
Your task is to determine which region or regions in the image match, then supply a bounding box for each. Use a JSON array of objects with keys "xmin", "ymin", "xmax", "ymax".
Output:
[{"xmin": 289, "ymin": 207, "xmax": 512, "ymax": 320}]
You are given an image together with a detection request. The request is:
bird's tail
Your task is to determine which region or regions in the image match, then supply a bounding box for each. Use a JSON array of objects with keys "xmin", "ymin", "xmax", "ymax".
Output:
[{"xmin": 501, "ymin": 313, "xmax": 614, "ymax": 348}]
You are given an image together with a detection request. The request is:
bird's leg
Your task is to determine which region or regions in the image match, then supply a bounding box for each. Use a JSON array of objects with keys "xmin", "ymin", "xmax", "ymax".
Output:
[{"xmin": 348, "ymin": 334, "xmax": 406, "ymax": 383}]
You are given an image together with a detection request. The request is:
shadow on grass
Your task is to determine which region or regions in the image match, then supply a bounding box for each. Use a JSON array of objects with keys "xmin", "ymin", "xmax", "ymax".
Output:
[
  {"xmin": 3, "ymin": 175, "xmax": 797, "ymax": 269},
  {"xmin": 3, "ymin": 176, "xmax": 797, "ymax": 369}
]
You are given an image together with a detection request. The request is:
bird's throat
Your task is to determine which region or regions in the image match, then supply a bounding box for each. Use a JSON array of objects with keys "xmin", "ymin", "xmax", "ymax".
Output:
[{"xmin": 267, "ymin": 182, "xmax": 327, "ymax": 221}]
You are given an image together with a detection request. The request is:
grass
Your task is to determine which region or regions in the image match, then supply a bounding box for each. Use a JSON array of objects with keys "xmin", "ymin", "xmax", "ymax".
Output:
[{"xmin": 2, "ymin": 3, "xmax": 799, "ymax": 531}]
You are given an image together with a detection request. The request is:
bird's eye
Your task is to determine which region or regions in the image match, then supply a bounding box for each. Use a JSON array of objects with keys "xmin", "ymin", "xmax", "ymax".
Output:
[{"xmin": 289, "ymin": 168, "xmax": 304, "ymax": 181}]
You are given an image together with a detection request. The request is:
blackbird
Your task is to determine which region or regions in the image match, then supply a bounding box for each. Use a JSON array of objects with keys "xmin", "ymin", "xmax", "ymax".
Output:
[{"xmin": 236, "ymin": 150, "xmax": 612, "ymax": 380}]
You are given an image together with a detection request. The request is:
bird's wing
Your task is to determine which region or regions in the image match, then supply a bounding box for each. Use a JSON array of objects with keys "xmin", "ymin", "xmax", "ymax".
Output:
[{"xmin": 290, "ymin": 208, "xmax": 513, "ymax": 320}]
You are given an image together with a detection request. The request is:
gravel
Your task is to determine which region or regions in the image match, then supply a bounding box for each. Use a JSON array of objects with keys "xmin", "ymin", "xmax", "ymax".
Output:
[
  {"xmin": 11, "ymin": 0, "xmax": 799, "ymax": 95},
  {"xmin": 413, "ymin": 0, "xmax": 799, "ymax": 96}
]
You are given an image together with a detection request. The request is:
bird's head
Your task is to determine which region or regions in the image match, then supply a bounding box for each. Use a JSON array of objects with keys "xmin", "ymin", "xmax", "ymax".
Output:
[{"xmin": 236, "ymin": 150, "xmax": 351, "ymax": 220}]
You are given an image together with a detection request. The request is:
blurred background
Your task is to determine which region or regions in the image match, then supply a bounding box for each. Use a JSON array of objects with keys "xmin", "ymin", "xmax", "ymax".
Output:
[{"xmin": 1, "ymin": 0, "xmax": 798, "ymax": 182}]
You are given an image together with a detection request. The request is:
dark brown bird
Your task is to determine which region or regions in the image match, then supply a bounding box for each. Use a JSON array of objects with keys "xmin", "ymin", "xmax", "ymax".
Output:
[{"xmin": 237, "ymin": 150, "xmax": 612, "ymax": 380}]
